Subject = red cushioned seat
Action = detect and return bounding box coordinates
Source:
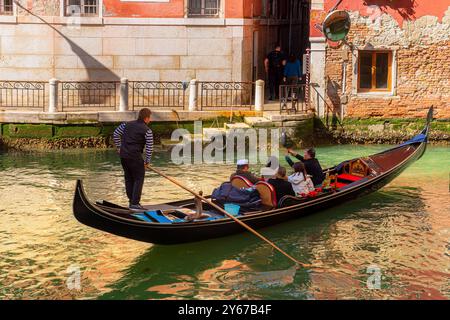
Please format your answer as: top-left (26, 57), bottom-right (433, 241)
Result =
top-left (255, 181), bottom-right (277, 208)
top-left (335, 182), bottom-right (348, 189)
top-left (231, 175), bottom-right (253, 189)
top-left (337, 173), bottom-right (363, 182)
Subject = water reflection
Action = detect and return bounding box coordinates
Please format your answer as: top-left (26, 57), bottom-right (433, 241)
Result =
top-left (100, 183), bottom-right (449, 300)
top-left (0, 146), bottom-right (449, 299)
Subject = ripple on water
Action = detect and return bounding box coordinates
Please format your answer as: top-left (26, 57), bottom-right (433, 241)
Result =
top-left (0, 146), bottom-right (449, 299)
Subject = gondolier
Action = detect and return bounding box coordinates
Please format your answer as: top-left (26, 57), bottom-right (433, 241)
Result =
top-left (113, 108), bottom-right (153, 210)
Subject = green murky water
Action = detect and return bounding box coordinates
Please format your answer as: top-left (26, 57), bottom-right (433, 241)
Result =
top-left (0, 145), bottom-right (449, 299)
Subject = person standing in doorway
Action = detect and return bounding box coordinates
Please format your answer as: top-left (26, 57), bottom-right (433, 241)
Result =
top-left (113, 108), bottom-right (154, 210)
top-left (265, 43), bottom-right (286, 101)
top-left (283, 54), bottom-right (302, 85)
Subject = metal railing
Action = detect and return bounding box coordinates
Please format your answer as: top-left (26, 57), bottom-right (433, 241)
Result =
top-left (0, 0), bottom-right (13, 15)
top-left (310, 84), bottom-right (344, 130)
top-left (187, 0), bottom-right (221, 17)
top-left (0, 79), bottom-right (263, 112)
top-left (130, 81), bottom-right (188, 110)
top-left (279, 84), bottom-right (307, 114)
top-left (60, 81), bottom-right (118, 111)
top-left (0, 81), bottom-right (47, 110)
top-left (198, 81), bottom-right (253, 110)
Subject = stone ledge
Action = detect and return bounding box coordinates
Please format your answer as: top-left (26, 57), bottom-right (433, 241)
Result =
top-left (0, 111), bottom-right (43, 124)
top-left (15, 15), bottom-right (104, 25)
top-left (0, 110), bottom-right (263, 124)
top-left (38, 113), bottom-right (67, 121)
top-left (0, 16), bottom-right (17, 24)
top-left (98, 111), bottom-right (138, 122)
top-left (283, 120), bottom-right (308, 127)
top-left (244, 116), bottom-right (274, 127)
top-left (66, 112), bottom-right (99, 123)
top-left (263, 112), bottom-right (313, 122)
top-left (225, 122), bottom-right (250, 129)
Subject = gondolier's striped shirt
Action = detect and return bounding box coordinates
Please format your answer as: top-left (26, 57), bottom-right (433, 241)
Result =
top-left (113, 122), bottom-right (153, 164)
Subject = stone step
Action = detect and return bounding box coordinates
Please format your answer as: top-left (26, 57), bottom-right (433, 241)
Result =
top-left (244, 116), bottom-right (273, 127)
top-left (203, 128), bottom-right (227, 141)
top-left (263, 112), bottom-right (312, 122)
top-left (203, 127), bottom-right (227, 135)
top-left (224, 122), bottom-right (251, 130)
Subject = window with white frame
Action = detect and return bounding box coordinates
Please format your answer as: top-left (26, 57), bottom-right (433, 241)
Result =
top-left (65, 0), bottom-right (99, 17)
top-left (188, 0), bottom-right (220, 17)
top-left (0, 0), bottom-right (13, 15)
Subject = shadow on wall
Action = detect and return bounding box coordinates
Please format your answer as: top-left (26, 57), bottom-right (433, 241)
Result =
top-left (326, 77), bottom-right (340, 130)
top-left (16, 3), bottom-right (119, 82)
top-left (363, 0), bottom-right (417, 20)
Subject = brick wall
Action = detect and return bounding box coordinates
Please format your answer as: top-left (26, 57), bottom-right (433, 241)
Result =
top-left (324, 8), bottom-right (450, 119)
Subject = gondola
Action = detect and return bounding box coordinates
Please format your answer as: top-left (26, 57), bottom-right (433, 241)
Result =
top-left (73, 107), bottom-right (433, 245)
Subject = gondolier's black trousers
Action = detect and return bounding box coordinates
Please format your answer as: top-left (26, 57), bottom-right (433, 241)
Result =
top-left (120, 157), bottom-right (145, 206)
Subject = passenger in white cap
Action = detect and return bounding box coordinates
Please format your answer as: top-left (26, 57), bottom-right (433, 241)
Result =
top-left (230, 159), bottom-right (261, 184)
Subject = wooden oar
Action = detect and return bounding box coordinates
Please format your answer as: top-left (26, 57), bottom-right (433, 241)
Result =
top-left (146, 165), bottom-right (311, 269)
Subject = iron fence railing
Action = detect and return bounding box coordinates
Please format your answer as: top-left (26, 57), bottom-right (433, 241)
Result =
top-left (279, 84), bottom-right (307, 114)
top-left (0, 81), bottom-right (47, 111)
top-left (0, 80), bottom-right (261, 111)
top-left (60, 81), bottom-right (118, 111)
top-left (129, 81), bottom-right (188, 110)
top-left (198, 81), bottom-right (253, 110)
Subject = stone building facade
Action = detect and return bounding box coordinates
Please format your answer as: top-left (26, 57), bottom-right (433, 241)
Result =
top-left (309, 0), bottom-right (450, 119)
top-left (0, 0), bottom-right (310, 83)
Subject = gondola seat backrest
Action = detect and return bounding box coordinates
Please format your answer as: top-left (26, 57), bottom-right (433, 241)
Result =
top-left (343, 159), bottom-right (369, 177)
top-left (231, 175), bottom-right (253, 189)
top-left (255, 181), bottom-right (277, 208)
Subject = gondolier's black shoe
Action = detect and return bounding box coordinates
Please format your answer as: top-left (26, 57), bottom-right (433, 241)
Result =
top-left (129, 204), bottom-right (145, 210)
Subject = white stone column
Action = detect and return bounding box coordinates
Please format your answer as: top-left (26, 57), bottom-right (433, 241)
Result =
top-left (309, 37), bottom-right (326, 117)
top-left (255, 80), bottom-right (265, 111)
top-left (189, 79), bottom-right (198, 111)
top-left (48, 78), bottom-right (59, 113)
top-left (119, 77), bottom-right (129, 112)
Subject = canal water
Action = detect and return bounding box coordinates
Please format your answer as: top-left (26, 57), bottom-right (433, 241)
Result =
top-left (0, 145), bottom-right (449, 300)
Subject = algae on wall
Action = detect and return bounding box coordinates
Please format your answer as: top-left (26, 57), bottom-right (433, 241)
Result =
top-left (0, 117), bottom-right (244, 150)
top-left (316, 118), bottom-right (450, 145)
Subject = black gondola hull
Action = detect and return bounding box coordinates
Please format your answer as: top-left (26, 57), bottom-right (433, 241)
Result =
top-left (73, 140), bottom-right (427, 245)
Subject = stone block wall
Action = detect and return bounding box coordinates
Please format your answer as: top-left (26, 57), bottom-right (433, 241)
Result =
top-left (0, 22), bottom-right (257, 82)
top-left (324, 7), bottom-right (450, 119)
top-left (0, 0), bottom-right (297, 85)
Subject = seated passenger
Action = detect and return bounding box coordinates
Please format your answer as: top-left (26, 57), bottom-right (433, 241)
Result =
top-left (288, 162), bottom-right (315, 196)
top-left (230, 159), bottom-right (261, 185)
top-left (285, 148), bottom-right (325, 187)
top-left (260, 166), bottom-right (277, 181)
top-left (268, 166), bottom-right (295, 201)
